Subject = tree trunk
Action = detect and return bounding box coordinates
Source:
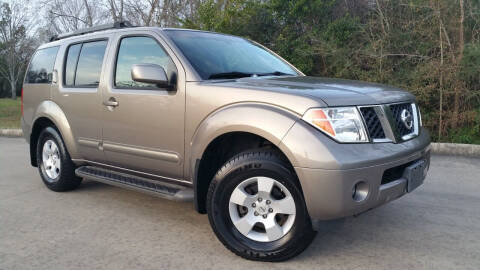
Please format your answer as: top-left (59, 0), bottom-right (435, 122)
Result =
top-left (436, 0), bottom-right (444, 140)
top-left (453, 0), bottom-right (465, 128)
top-left (83, 0), bottom-right (94, 27)
top-left (159, 0), bottom-right (169, 27)
top-left (438, 18), bottom-right (444, 140)
top-left (10, 80), bottom-right (16, 99)
top-left (109, 0), bottom-right (118, 22)
top-left (145, 0), bottom-right (159, 26)
top-left (119, 0), bottom-right (124, 22)
top-left (458, 0), bottom-right (465, 61)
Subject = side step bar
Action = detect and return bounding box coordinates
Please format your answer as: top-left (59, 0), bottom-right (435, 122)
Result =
top-left (75, 166), bottom-right (193, 202)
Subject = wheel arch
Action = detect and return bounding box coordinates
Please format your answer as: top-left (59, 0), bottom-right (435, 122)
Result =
top-left (29, 101), bottom-right (78, 167)
top-left (189, 103), bottom-right (302, 213)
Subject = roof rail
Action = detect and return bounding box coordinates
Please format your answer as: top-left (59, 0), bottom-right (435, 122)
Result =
top-left (49, 21), bottom-right (134, 42)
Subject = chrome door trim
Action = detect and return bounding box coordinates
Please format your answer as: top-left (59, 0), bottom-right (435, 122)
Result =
top-left (78, 138), bottom-right (101, 149)
top-left (102, 141), bottom-right (181, 163)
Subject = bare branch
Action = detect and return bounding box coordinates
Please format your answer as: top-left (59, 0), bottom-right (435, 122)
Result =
top-left (49, 10), bottom-right (88, 25)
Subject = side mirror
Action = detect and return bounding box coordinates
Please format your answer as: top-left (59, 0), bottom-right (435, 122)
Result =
top-left (131, 64), bottom-right (169, 88)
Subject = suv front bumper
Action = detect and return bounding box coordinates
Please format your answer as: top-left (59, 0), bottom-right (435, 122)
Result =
top-left (280, 121), bottom-right (431, 222)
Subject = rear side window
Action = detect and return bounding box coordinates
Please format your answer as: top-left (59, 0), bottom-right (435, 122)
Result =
top-left (25, 46), bottom-right (59, 84)
top-left (64, 40), bottom-right (107, 87)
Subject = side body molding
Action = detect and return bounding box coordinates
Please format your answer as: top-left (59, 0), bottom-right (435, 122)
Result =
top-left (188, 103), bottom-right (301, 182)
top-left (33, 100), bottom-right (79, 159)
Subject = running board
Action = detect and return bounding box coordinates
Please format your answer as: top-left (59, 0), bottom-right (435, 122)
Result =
top-left (75, 166), bottom-right (193, 202)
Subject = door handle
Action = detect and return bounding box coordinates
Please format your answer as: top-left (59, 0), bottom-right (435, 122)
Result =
top-left (52, 69), bottom-right (58, 84)
top-left (103, 98), bottom-right (119, 107)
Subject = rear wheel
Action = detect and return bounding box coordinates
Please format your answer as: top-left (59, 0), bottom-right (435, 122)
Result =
top-left (207, 150), bottom-right (316, 261)
top-left (36, 127), bottom-right (82, 191)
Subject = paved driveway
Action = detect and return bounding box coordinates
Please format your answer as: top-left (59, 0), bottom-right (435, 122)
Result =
top-left (1, 137), bottom-right (479, 269)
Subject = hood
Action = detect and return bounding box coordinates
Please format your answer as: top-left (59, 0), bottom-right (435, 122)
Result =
top-left (214, 76), bottom-right (415, 106)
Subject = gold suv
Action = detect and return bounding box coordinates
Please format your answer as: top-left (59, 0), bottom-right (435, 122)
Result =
top-left (22, 22), bottom-right (431, 261)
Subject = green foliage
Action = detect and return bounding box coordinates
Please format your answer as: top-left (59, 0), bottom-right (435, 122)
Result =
top-left (461, 43), bottom-right (480, 90)
top-left (186, 0), bottom-right (480, 144)
top-left (446, 109), bottom-right (480, 144)
top-left (324, 16), bottom-right (360, 46)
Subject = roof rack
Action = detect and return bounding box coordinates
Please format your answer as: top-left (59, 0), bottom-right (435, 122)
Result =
top-left (49, 21), bottom-right (134, 42)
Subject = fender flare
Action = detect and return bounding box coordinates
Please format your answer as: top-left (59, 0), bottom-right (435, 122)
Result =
top-left (188, 102), bottom-right (301, 210)
top-left (32, 100), bottom-right (79, 160)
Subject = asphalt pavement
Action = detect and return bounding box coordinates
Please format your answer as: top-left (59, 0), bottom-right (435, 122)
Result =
top-left (1, 137), bottom-right (479, 269)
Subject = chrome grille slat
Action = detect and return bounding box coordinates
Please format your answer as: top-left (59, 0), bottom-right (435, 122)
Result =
top-left (359, 107), bottom-right (385, 139)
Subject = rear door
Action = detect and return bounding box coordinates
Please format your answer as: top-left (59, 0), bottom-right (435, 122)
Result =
top-left (52, 37), bottom-right (111, 162)
top-left (100, 30), bottom-right (186, 179)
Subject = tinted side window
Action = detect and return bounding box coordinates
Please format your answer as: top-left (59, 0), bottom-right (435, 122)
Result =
top-left (25, 46), bottom-right (59, 84)
top-left (115, 36), bottom-right (176, 89)
top-left (64, 44), bottom-right (81, 86)
top-left (75, 41), bottom-right (107, 87)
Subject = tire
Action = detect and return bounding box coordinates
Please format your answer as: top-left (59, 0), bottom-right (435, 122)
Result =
top-left (207, 150), bottom-right (316, 262)
top-left (36, 126), bottom-right (82, 191)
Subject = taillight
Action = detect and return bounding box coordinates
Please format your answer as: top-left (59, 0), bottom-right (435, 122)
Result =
top-left (21, 88), bottom-right (23, 116)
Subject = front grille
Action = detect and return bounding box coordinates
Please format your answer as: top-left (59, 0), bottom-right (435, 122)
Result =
top-left (358, 102), bottom-right (418, 143)
top-left (359, 107), bottom-right (385, 139)
top-left (389, 103), bottom-right (414, 137)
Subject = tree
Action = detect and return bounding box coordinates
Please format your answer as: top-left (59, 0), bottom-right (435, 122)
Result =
top-left (0, 1), bottom-right (34, 99)
top-left (187, 0), bottom-right (479, 143)
top-left (107, 0), bottom-right (124, 23)
top-left (42, 0), bottom-right (103, 34)
top-left (124, 0), bottom-right (159, 26)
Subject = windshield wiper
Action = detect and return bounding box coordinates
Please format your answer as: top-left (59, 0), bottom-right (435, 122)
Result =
top-left (257, 71), bottom-right (295, 77)
top-left (208, 71), bottom-right (253, 79)
top-left (208, 71), bottom-right (295, 79)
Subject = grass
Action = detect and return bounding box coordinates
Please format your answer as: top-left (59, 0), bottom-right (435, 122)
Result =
top-left (0, 98), bottom-right (21, 129)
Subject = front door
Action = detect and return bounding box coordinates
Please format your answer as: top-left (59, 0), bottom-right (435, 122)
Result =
top-left (101, 32), bottom-right (185, 179)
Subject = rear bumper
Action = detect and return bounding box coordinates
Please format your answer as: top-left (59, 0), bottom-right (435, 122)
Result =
top-left (280, 121), bottom-right (431, 222)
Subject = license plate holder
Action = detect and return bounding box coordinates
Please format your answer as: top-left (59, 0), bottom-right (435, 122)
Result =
top-left (404, 160), bottom-right (427, 193)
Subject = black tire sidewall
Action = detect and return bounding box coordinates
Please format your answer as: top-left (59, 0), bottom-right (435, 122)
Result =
top-left (36, 126), bottom-right (77, 190)
top-left (207, 152), bottom-right (314, 261)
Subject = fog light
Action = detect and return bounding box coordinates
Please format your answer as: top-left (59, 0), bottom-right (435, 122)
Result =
top-left (352, 181), bottom-right (369, 202)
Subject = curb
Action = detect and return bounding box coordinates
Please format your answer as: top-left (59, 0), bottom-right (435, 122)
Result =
top-left (0, 129), bottom-right (479, 158)
top-left (430, 142), bottom-right (480, 158)
top-left (0, 129), bottom-right (23, 137)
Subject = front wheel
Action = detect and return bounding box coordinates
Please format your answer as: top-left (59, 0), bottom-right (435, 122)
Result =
top-left (207, 150), bottom-right (316, 261)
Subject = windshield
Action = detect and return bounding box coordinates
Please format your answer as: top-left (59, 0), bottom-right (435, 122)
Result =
top-left (164, 30), bottom-right (299, 80)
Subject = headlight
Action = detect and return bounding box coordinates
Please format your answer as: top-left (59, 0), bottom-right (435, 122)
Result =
top-left (302, 107), bottom-right (368, 143)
